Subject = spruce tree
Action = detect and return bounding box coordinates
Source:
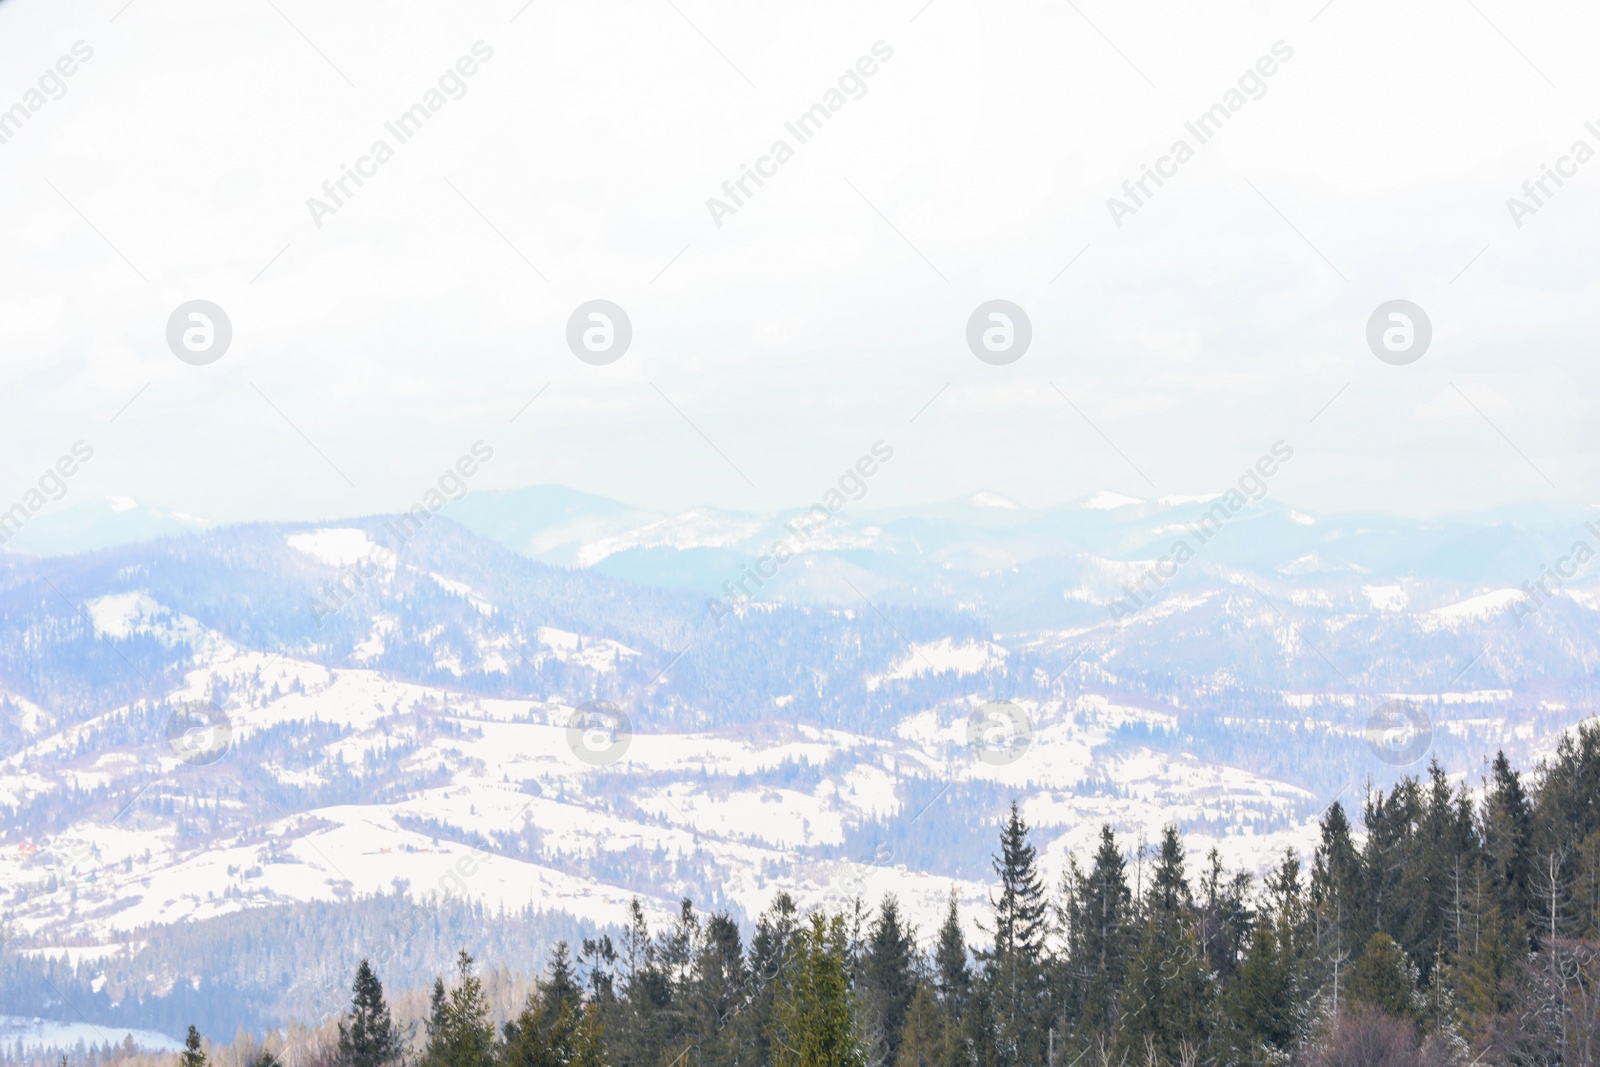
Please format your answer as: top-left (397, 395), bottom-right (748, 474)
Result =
top-left (1346, 933), bottom-right (1417, 1020)
top-left (933, 891), bottom-right (971, 1011)
top-left (179, 1026), bottom-right (207, 1067)
top-left (425, 977), bottom-right (449, 1064)
top-left (337, 959), bottom-right (404, 1067)
top-left (1196, 847), bottom-right (1252, 983)
top-left (1229, 918), bottom-right (1297, 1054)
top-left (862, 896), bottom-right (918, 1067)
top-left (1115, 829), bottom-right (1212, 1063)
top-left (770, 913), bottom-right (864, 1067)
top-left (893, 981), bottom-right (952, 1067)
top-left (1063, 825), bottom-right (1133, 1040)
top-left (737, 892), bottom-right (802, 1067)
top-left (424, 950), bottom-right (496, 1067)
top-left (982, 802), bottom-right (1049, 1067)
top-left (1482, 751), bottom-right (1533, 926)
top-left (687, 912), bottom-right (747, 1067)
top-left (505, 943), bottom-right (604, 1067)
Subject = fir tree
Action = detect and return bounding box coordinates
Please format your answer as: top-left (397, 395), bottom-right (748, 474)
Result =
top-left (861, 896), bottom-right (918, 1067)
top-left (770, 913), bottom-right (864, 1067)
top-left (1062, 825), bottom-right (1133, 1040)
top-left (1116, 830), bottom-right (1212, 1063)
top-left (180, 1027), bottom-right (207, 1067)
top-left (1347, 933), bottom-right (1417, 1021)
top-left (504, 943), bottom-right (604, 1067)
top-left (893, 981), bottom-right (955, 1067)
top-left (424, 950), bottom-right (497, 1067)
top-left (337, 959), bottom-right (404, 1067)
top-left (982, 802), bottom-right (1049, 1067)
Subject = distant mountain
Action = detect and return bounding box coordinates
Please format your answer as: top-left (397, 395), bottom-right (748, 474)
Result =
top-left (3, 495), bottom-right (212, 556)
top-left (2, 498), bottom-right (1599, 1041)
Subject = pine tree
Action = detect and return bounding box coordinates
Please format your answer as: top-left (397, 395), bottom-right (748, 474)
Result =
top-left (894, 981), bottom-right (955, 1067)
top-left (1115, 829), bottom-right (1212, 1063)
top-left (424, 950), bottom-right (497, 1067)
top-left (504, 943), bottom-right (605, 1067)
top-left (1062, 825), bottom-right (1133, 1041)
top-left (861, 896), bottom-right (918, 1067)
top-left (687, 912), bottom-right (747, 1067)
top-left (982, 802), bottom-right (1049, 1067)
top-left (770, 913), bottom-right (865, 1067)
top-left (1346, 933), bottom-right (1417, 1021)
top-left (737, 892), bottom-right (803, 1067)
top-left (180, 1027), bottom-right (207, 1067)
top-left (337, 959), bottom-right (404, 1067)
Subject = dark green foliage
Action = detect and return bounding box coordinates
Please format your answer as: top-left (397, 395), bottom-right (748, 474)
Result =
top-left (860, 896), bottom-right (918, 1066)
top-left (1115, 828), bottom-right (1214, 1063)
top-left (423, 951), bottom-right (496, 1067)
top-left (337, 959), bottom-right (404, 1067)
top-left (179, 1026), bottom-right (206, 1067)
top-left (769, 914), bottom-right (863, 1067)
top-left (1059, 824), bottom-right (1133, 1044)
top-left (1348, 933), bottom-right (1417, 1020)
top-left (503, 943), bottom-right (603, 1067)
top-left (980, 803), bottom-right (1050, 1067)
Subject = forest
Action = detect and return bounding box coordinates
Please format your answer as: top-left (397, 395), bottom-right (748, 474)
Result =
top-left (46, 720), bottom-right (1600, 1067)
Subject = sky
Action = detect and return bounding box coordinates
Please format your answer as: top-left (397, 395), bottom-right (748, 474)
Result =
top-left (2, 0), bottom-right (1598, 527)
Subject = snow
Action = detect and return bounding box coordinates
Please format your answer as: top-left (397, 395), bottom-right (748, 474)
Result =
top-left (968, 491), bottom-right (1020, 509)
top-left (1363, 584), bottom-right (1407, 612)
top-left (1427, 588), bottom-right (1526, 624)
top-left (287, 528), bottom-right (381, 567)
top-left (429, 572), bottom-right (496, 615)
top-left (0, 1016), bottom-right (181, 1054)
top-left (866, 638), bottom-right (1007, 689)
top-left (1, 633), bottom-right (1508, 957)
top-left (576, 508), bottom-right (764, 566)
top-left (535, 627), bottom-right (638, 672)
top-left (1083, 491), bottom-right (1144, 510)
top-left (106, 495), bottom-right (138, 512)
top-left (84, 593), bottom-right (221, 654)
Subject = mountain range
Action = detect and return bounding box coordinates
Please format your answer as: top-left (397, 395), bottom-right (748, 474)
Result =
top-left (2, 486), bottom-right (1598, 1044)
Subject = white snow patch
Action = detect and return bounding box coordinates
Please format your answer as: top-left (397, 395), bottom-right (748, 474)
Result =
top-left (0, 1016), bottom-right (181, 1054)
top-left (867, 638), bottom-right (1006, 689)
top-left (577, 508), bottom-right (764, 566)
top-left (1083, 491), bottom-right (1144, 510)
top-left (1428, 589), bottom-right (1525, 624)
top-left (1363, 585), bottom-right (1407, 612)
top-left (288, 528), bottom-right (379, 568)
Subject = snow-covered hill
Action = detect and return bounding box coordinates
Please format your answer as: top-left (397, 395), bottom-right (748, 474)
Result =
top-left (2, 503), bottom-right (1598, 1039)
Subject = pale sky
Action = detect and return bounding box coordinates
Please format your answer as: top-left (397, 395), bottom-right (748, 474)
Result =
top-left (2, 0), bottom-right (1598, 526)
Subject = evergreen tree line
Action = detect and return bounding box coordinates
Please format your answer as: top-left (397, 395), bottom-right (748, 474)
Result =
top-left (190, 723), bottom-right (1600, 1066)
